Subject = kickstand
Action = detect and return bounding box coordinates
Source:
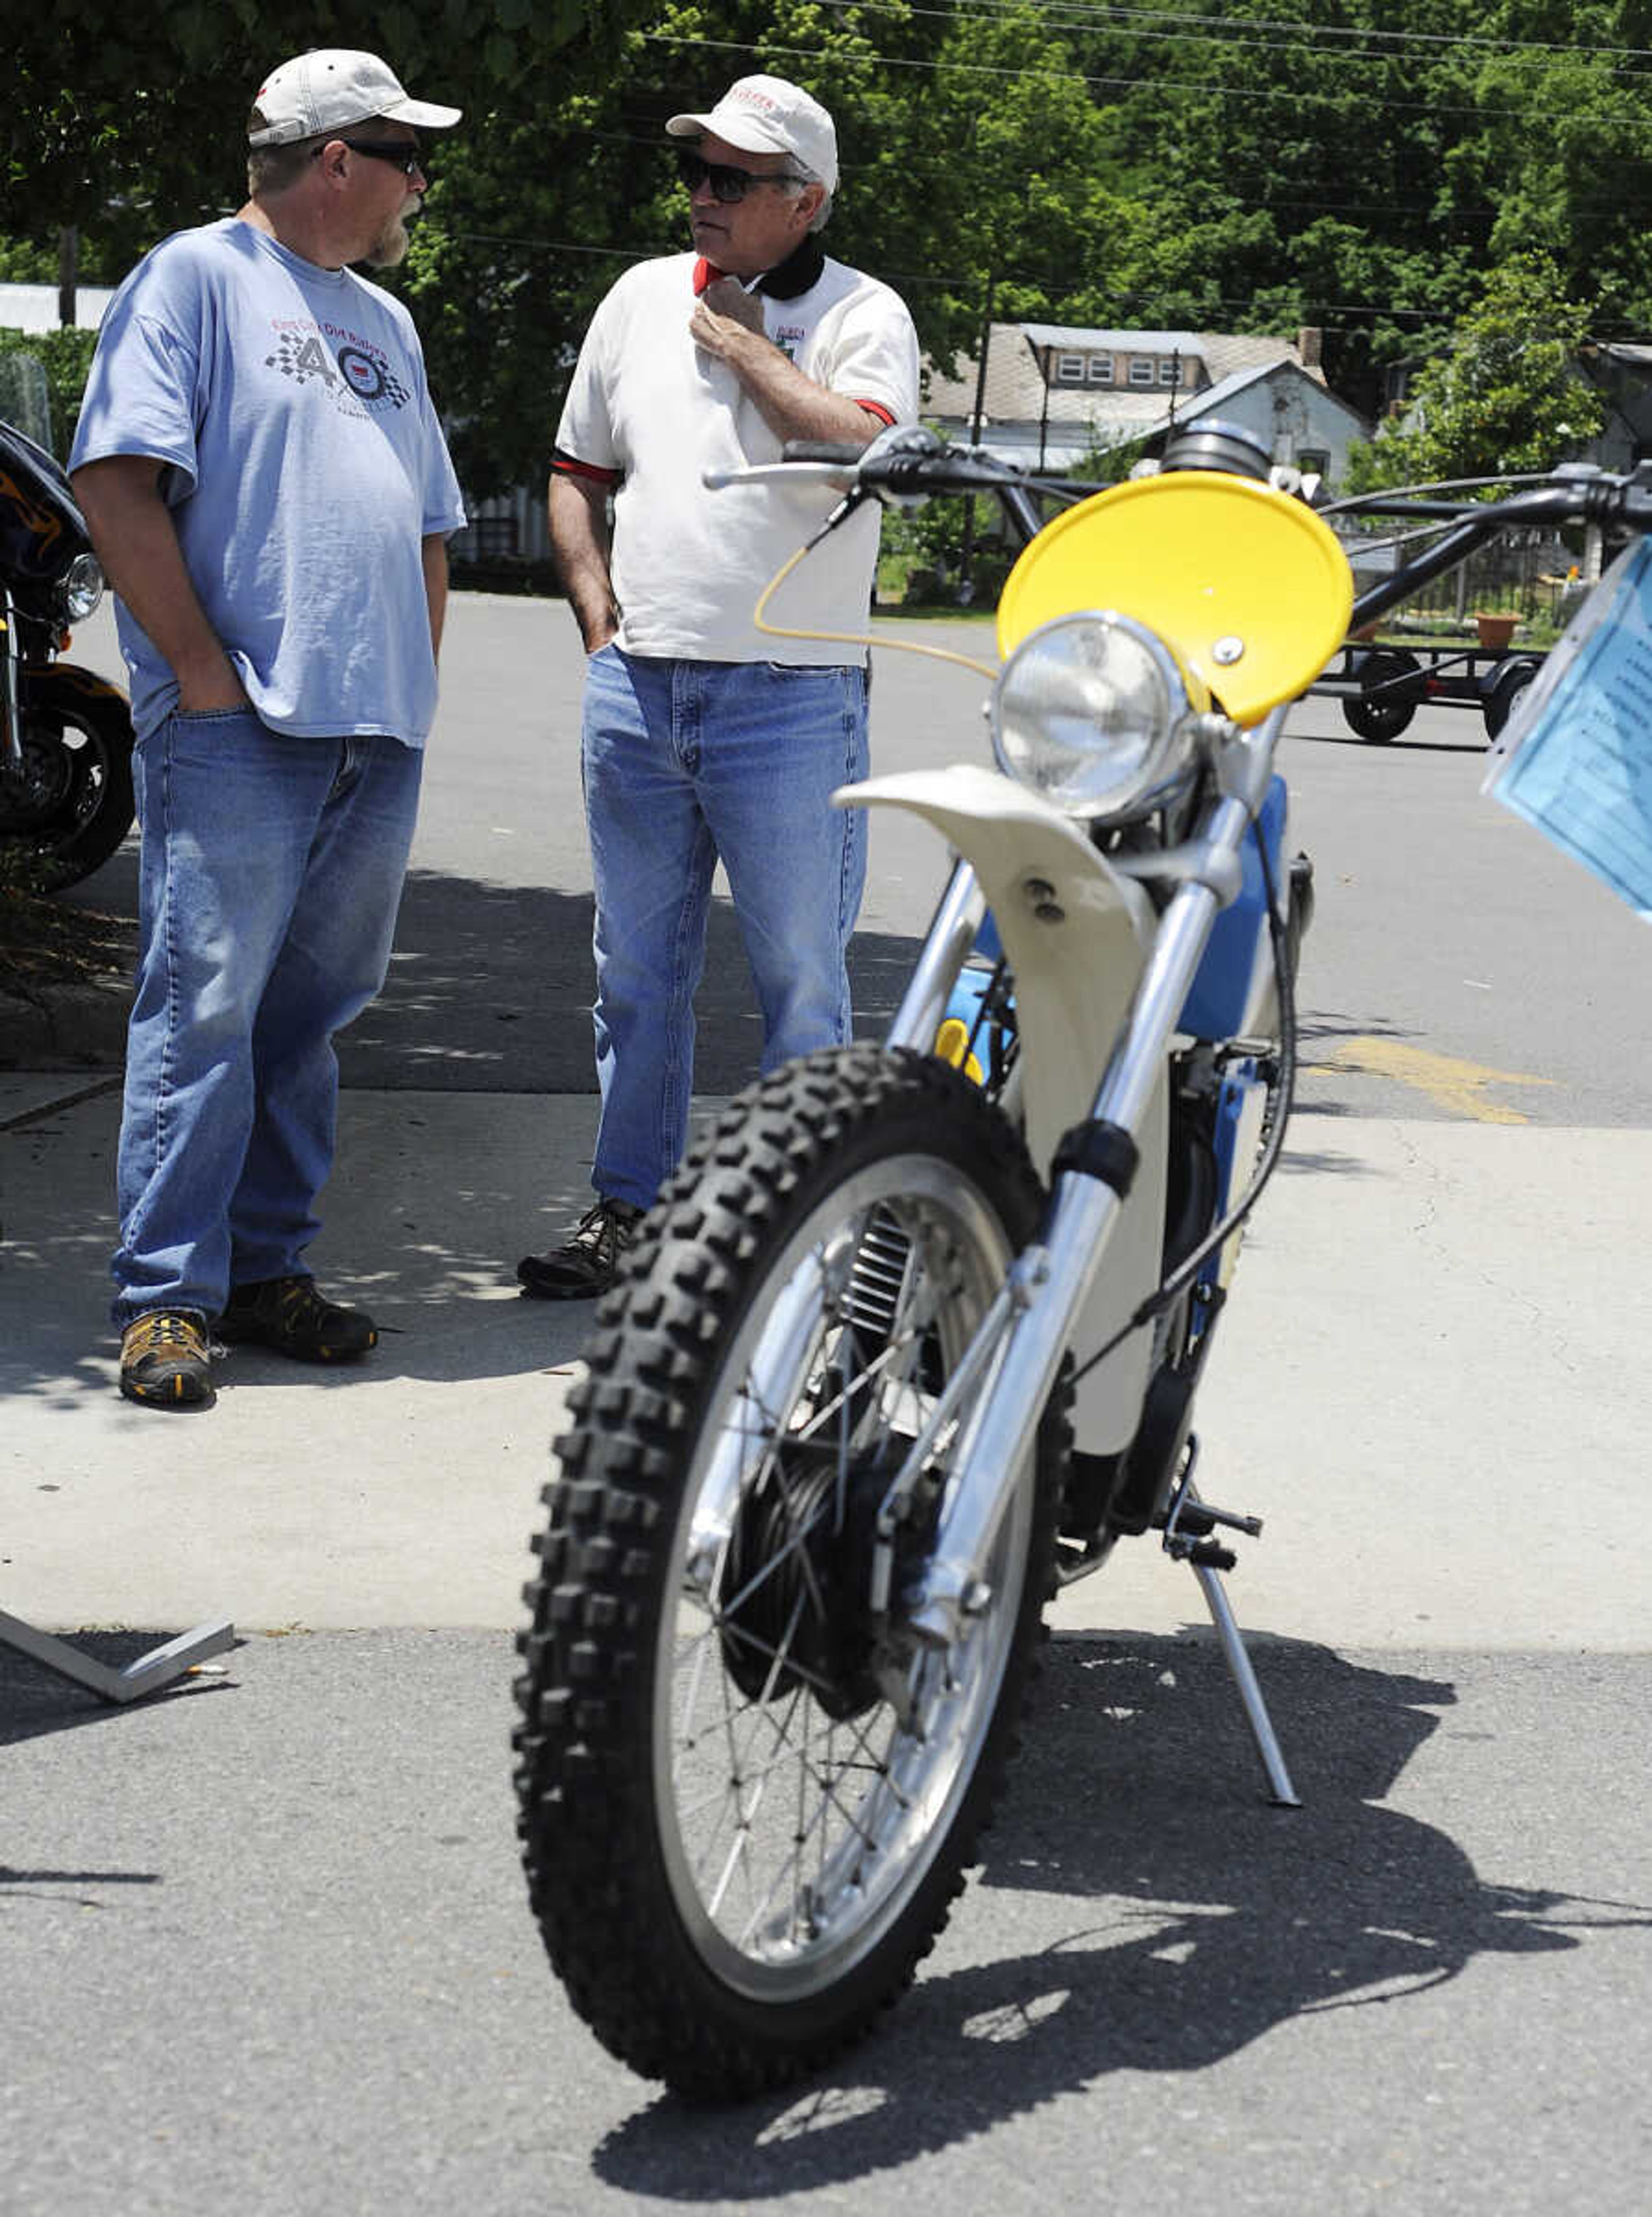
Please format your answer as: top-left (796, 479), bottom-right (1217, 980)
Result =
top-left (1162, 1445), bottom-right (1301, 1808)
top-left (0, 1606), bottom-right (236, 1705)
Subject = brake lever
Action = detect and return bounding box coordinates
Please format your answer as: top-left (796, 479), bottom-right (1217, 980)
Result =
top-left (854, 422), bottom-right (950, 509)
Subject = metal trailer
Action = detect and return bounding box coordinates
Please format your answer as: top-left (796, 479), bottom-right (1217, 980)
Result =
top-left (1308, 637), bottom-right (1547, 742)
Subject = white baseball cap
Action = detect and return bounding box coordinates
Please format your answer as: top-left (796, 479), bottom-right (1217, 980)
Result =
top-left (666, 74), bottom-right (838, 194)
top-left (248, 49), bottom-right (461, 146)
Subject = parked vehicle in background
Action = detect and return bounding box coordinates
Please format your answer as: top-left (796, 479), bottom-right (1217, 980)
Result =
top-left (0, 351), bottom-right (135, 890)
top-left (1312, 635), bottom-right (1546, 742)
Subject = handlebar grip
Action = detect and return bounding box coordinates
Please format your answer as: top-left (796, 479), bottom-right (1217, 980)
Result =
top-left (780, 441), bottom-right (869, 465)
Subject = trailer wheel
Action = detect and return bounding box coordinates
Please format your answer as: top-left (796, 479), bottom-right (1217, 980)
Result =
top-left (1343, 648), bottom-right (1423, 743)
top-left (1483, 657), bottom-right (1541, 742)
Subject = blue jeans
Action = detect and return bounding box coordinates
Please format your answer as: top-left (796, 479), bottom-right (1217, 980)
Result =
top-left (583, 649), bottom-right (869, 1209)
top-left (112, 708), bottom-right (422, 1324)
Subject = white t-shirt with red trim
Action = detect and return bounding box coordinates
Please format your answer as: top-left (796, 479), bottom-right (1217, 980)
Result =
top-left (554, 249), bottom-right (919, 665)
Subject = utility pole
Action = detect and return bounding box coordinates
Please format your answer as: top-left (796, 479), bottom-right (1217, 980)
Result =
top-left (957, 275), bottom-right (996, 602)
top-left (57, 226), bottom-right (79, 330)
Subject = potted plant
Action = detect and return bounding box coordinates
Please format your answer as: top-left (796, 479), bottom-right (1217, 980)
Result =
top-left (1473, 606), bottom-right (1520, 650)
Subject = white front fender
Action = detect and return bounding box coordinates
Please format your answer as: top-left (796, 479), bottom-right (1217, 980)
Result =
top-left (839, 764), bottom-right (1153, 1178)
top-left (840, 763), bottom-right (1167, 1457)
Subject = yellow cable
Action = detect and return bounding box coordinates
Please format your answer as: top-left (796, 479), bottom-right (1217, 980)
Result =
top-left (753, 540), bottom-right (1001, 681)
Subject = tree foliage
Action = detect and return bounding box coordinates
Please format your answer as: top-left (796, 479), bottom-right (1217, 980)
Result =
top-left (3, 1), bottom-right (646, 256)
top-left (10, 3), bottom-right (1652, 500)
top-left (1345, 252), bottom-right (1606, 489)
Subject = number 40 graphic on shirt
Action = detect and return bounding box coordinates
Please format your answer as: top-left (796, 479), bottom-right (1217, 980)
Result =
top-left (288, 333), bottom-right (339, 386)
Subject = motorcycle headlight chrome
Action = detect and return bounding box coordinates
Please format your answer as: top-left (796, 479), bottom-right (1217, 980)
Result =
top-left (61, 551), bottom-right (105, 622)
top-left (990, 611), bottom-right (1205, 821)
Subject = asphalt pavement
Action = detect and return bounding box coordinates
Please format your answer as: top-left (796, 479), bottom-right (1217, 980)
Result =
top-left (3, 594), bottom-right (1650, 2214)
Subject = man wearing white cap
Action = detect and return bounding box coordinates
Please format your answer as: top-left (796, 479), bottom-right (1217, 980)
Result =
top-left (70, 51), bottom-right (466, 1408)
top-left (518, 74), bottom-right (920, 1299)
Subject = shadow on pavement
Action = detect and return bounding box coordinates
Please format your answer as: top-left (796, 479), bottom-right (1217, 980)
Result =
top-left (592, 1635), bottom-right (1628, 2193)
top-left (48, 859), bottom-right (927, 1096)
top-left (0, 1632), bottom-right (241, 1746)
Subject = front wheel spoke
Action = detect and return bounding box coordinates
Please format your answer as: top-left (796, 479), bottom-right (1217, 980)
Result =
top-left (794, 1323), bottom-right (925, 1441)
top-left (734, 1724), bottom-right (900, 1952)
top-left (703, 1681), bottom-right (809, 1922)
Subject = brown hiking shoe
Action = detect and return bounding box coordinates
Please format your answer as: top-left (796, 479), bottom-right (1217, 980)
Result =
top-left (516, 1197), bottom-right (643, 1299)
top-left (218, 1275), bottom-right (377, 1362)
top-left (120, 1309), bottom-right (215, 1410)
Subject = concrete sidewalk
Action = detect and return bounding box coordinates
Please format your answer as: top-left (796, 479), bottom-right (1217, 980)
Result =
top-left (4, 1073), bottom-right (1649, 1651)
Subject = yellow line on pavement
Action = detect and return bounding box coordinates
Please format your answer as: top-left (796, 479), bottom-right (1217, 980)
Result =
top-left (1312, 1036), bottom-right (1556, 1123)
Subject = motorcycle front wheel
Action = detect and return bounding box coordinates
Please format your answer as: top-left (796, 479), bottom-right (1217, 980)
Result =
top-left (0, 667), bottom-right (136, 891)
top-left (515, 1045), bottom-right (1069, 2098)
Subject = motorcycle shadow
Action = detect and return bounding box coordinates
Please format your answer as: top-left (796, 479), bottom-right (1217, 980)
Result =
top-left (593, 1632), bottom-right (1597, 2191)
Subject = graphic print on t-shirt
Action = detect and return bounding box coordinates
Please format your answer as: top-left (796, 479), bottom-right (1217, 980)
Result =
top-left (265, 319), bottom-right (411, 415)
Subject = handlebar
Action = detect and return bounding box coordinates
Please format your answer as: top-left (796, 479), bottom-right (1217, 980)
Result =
top-left (1344, 468), bottom-right (1652, 626)
top-left (704, 431), bottom-right (1652, 611)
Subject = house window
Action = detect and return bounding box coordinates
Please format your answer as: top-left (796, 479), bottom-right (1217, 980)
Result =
top-left (1086, 354), bottom-right (1114, 385)
top-left (1128, 357), bottom-right (1156, 387)
top-left (1056, 352), bottom-right (1087, 385)
top-left (1158, 357), bottom-right (1180, 387)
top-left (1298, 447), bottom-right (1329, 476)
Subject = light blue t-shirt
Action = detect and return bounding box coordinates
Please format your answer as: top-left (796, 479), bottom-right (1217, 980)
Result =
top-left (71, 219), bottom-right (466, 743)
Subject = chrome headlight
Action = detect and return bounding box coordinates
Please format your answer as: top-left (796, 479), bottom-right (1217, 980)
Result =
top-left (61, 551), bottom-right (105, 623)
top-left (990, 611), bottom-right (1203, 821)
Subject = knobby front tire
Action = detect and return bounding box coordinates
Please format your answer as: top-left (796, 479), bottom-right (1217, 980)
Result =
top-left (514, 1045), bottom-right (1070, 2099)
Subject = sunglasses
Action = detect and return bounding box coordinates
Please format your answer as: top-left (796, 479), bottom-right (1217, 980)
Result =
top-left (675, 149), bottom-right (806, 203)
top-left (332, 138), bottom-right (426, 177)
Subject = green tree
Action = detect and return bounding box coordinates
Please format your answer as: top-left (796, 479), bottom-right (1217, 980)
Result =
top-left (15, 4), bottom-right (1652, 502)
top-left (3, 2), bottom-right (651, 250)
top-left (0, 326), bottom-right (98, 457)
top-left (1346, 252), bottom-right (1605, 489)
top-left (398, 0), bottom-right (1126, 499)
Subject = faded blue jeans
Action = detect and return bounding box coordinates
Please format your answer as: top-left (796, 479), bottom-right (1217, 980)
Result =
top-left (112, 707), bottom-right (421, 1324)
top-left (582, 648), bottom-right (869, 1209)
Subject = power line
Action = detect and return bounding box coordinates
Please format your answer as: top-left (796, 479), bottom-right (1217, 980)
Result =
top-left (486, 112), bottom-right (1652, 194)
top-left (828, 0), bottom-right (1652, 71)
top-left (429, 222), bottom-right (1483, 324)
top-left (638, 24), bottom-right (1652, 124)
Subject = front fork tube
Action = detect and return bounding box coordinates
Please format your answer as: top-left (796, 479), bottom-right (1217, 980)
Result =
top-left (885, 859), bottom-right (988, 1051)
top-left (1, 594), bottom-right (22, 770)
top-left (905, 791), bottom-right (1257, 1651)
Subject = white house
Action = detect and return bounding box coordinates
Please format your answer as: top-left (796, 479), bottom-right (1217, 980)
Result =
top-left (0, 282), bottom-right (117, 334)
top-left (924, 321), bottom-right (1370, 486)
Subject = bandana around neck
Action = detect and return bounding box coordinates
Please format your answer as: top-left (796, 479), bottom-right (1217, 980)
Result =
top-left (691, 236), bottom-right (826, 301)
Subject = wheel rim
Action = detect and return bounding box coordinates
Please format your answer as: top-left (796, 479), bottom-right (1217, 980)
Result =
top-left (0, 709), bottom-right (110, 838)
top-left (653, 1152), bottom-right (1034, 2003)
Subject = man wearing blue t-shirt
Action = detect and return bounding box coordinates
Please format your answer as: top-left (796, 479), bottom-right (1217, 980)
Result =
top-left (70, 49), bottom-right (467, 1410)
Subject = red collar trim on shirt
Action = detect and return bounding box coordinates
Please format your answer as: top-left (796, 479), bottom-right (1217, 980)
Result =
top-left (692, 237), bottom-right (826, 301)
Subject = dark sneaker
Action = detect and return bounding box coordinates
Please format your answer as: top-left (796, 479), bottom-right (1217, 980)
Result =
top-left (120, 1309), bottom-right (216, 1410)
top-left (516, 1198), bottom-right (643, 1300)
top-left (218, 1275), bottom-right (377, 1363)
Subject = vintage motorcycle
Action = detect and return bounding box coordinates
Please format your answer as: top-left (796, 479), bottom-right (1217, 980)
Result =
top-left (514, 424), bottom-right (1650, 2098)
top-left (0, 369), bottom-right (135, 892)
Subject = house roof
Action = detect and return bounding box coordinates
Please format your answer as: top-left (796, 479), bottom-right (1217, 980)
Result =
top-left (1018, 323), bottom-right (1205, 354)
top-left (948, 358), bottom-right (1368, 472)
top-left (924, 320), bottom-right (1322, 432)
top-left (1588, 341), bottom-right (1652, 367)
